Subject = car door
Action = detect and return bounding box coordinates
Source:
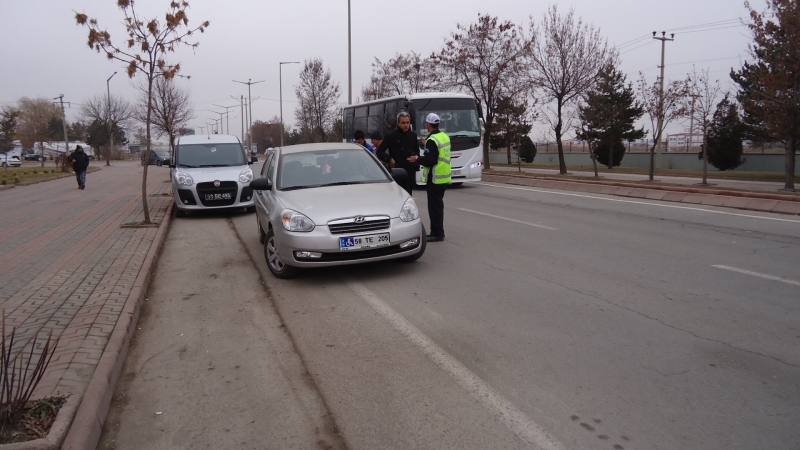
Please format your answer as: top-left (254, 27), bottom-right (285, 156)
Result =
top-left (256, 152), bottom-right (277, 228)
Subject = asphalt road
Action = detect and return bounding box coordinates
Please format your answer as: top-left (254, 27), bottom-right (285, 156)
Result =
top-left (101, 179), bottom-right (800, 449)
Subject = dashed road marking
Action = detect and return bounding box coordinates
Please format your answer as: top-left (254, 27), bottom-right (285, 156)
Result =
top-left (457, 207), bottom-right (557, 230)
top-left (712, 265), bottom-right (800, 286)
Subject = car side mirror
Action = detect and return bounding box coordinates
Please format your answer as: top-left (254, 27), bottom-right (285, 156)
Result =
top-left (391, 168), bottom-right (407, 180)
top-left (249, 178), bottom-right (272, 191)
top-left (169, 163), bottom-right (175, 169)
top-left (250, 156), bottom-right (258, 164)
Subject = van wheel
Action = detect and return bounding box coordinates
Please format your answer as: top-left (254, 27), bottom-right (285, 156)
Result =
top-left (174, 207), bottom-right (186, 218)
top-left (257, 217), bottom-right (266, 244)
top-left (246, 205), bottom-right (256, 213)
top-left (264, 229), bottom-right (299, 279)
top-left (401, 224), bottom-right (426, 262)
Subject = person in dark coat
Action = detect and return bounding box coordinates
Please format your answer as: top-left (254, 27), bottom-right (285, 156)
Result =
top-left (376, 112), bottom-right (420, 195)
top-left (67, 145), bottom-right (90, 190)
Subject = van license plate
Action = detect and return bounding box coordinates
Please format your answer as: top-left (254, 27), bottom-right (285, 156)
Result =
top-left (339, 233), bottom-right (390, 251)
top-left (205, 193), bottom-right (231, 200)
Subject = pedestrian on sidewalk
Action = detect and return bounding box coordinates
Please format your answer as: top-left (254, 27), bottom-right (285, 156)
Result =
top-left (409, 113), bottom-right (451, 242)
top-left (67, 145), bottom-right (90, 190)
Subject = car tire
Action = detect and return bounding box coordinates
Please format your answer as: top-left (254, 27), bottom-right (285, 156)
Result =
top-left (174, 207), bottom-right (186, 218)
top-left (246, 205), bottom-right (256, 213)
top-left (264, 228), bottom-right (299, 279)
top-left (401, 223), bottom-right (426, 263)
top-left (257, 217), bottom-right (266, 244)
top-left (1, 162), bottom-right (6, 168)
top-left (157, 160), bottom-right (162, 167)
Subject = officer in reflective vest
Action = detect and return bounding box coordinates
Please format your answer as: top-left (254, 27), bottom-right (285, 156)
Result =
top-left (409, 113), bottom-right (451, 242)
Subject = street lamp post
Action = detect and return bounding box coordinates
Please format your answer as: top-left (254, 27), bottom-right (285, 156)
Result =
top-left (348, 0), bottom-right (352, 105)
top-left (233, 78), bottom-right (265, 154)
top-left (106, 71), bottom-right (117, 166)
top-left (279, 61), bottom-right (300, 147)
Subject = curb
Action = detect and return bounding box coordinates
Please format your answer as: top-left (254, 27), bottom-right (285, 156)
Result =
top-left (482, 174), bottom-right (800, 216)
top-left (60, 201), bottom-right (174, 450)
top-left (0, 396), bottom-right (80, 450)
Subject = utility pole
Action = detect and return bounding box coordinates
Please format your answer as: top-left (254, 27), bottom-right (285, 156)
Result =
top-left (53, 95), bottom-right (70, 170)
top-left (280, 61), bottom-right (300, 147)
top-left (210, 110), bottom-right (225, 134)
top-left (233, 78), bottom-right (265, 154)
top-left (106, 71), bottom-right (117, 166)
top-left (687, 94), bottom-right (700, 153)
top-left (230, 95), bottom-right (246, 142)
top-left (348, 0), bottom-right (352, 105)
top-left (651, 31), bottom-right (674, 177)
top-left (213, 104), bottom-right (236, 136)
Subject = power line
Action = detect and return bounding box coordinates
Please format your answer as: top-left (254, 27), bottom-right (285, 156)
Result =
top-left (621, 40), bottom-right (656, 55)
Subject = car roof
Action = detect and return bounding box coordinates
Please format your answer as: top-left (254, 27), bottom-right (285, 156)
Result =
top-left (177, 134), bottom-right (241, 145)
top-left (279, 142), bottom-right (365, 154)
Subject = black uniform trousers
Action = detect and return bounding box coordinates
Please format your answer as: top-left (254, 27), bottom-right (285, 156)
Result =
top-left (426, 183), bottom-right (446, 237)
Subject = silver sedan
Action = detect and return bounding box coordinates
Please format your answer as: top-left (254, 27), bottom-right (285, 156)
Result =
top-left (250, 143), bottom-right (426, 278)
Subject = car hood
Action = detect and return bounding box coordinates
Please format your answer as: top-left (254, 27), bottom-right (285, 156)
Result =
top-left (175, 166), bottom-right (251, 184)
top-left (277, 182), bottom-right (409, 223)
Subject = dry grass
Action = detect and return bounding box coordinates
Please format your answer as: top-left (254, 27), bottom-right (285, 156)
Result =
top-left (0, 167), bottom-right (100, 185)
top-left (491, 162), bottom-right (787, 181)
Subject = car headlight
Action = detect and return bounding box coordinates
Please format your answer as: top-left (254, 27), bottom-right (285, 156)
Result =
top-left (281, 209), bottom-right (315, 232)
top-left (239, 168), bottom-right (253, 183)
top-left (176, 171), bottom-right (194, 186)
top-left (399, 198), bottom-right (419, 222)
top-left (470, 161), bottom-right (484, 169)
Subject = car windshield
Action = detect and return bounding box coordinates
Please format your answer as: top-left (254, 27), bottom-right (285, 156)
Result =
top-left (278, 148), bottom-right (391, 191)
top-left (412, 98), bottom-right (481, 139)
top-left (176, 143), bottom-right (246, 167)
top-left (155, 151), bottom-right (169, 157)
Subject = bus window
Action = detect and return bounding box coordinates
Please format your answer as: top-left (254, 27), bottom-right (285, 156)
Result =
top-left (343, 109), bottom-right (355, 141)
top-left (354, 106), bottom-right (368, 135)
top-left (383, 101), bottom-right (397, 132)
top-left (368, 104), bottom-right (384, 133)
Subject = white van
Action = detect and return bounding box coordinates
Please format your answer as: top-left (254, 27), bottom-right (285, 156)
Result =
top-left (170, 134), bottom-right (258, 217)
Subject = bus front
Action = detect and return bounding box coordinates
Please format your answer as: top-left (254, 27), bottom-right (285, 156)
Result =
top-left (410, 95), bottom-right (483, 185)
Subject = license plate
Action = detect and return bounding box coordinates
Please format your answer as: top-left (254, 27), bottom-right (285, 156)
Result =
top-left (339, 233), bottom-right (390, 251)
top-left (205, 193), bottom-right (232, 201)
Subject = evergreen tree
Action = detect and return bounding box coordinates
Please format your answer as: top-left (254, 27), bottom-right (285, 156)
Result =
top-left (577, 63), bottom-right (645, 168)
top-left (706, 94), bottom-right (745, 171)
top-left (519, 136), bottom-right (537, 163)
top-left (490, 96), bottom-right (532, 164)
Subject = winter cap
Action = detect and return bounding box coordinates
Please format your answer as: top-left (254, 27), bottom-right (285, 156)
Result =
top-left (75, 145), bottom-right (83, 150)
top-left (425, 113), bottom-right (440, 124)
top-left (370, 130), bottom-right (383, 140)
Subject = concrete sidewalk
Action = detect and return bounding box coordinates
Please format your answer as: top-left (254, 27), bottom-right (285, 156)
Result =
top-left (0, 162), bottom-right (173, 448)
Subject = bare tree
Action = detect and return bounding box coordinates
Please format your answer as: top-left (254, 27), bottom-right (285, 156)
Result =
top-left (362, 51), bottom-right (441, 101)
top-left (526, 5), bottom-right (613, 175)
top-left (637, 73), bottom-right (689, 180)
top-left (17, 98), bottom-right (61, 168)
top-left (80, 93), bottom-right (134, 164)
top-left (137, 77), bottom-right (194, 156)
top-left (433, 14), bottom-right (528, 171)
top-left (76, 0), bottom-right (209, 224)
top-left (294, 58), bottom-right (341, 143)
top-left (688, 68), bottom-right (723, 185)
top-left (0, 107), bottom-right (19, 153)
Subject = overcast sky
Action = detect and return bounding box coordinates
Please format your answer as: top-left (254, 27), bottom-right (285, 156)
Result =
top-left (0, 0), bottom-right (764, 140)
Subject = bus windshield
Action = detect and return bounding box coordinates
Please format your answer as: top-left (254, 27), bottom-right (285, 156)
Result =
top-left (412, 98), bottom-right (481, 139)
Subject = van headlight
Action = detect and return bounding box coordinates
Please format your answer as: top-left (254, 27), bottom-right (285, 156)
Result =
top-left (399, 198), bottom-right (419, 222)
top-left (281, 209), bottom-right (315, 232)
top-left (239, 168), bottom-right (253, 183)
top-left (176, 171), bottom-right (194, 186)
top-left (470, 161), bottom-right (484, 169)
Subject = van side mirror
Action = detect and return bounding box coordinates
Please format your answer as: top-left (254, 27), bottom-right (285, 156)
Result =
top-left (391, 168), bottom-right (407, 180)
top-left (249, 178), bottom-right (272, 191)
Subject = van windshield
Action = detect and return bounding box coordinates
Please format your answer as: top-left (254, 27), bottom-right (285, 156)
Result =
top-left (176, 143), bottom-right (247, 167)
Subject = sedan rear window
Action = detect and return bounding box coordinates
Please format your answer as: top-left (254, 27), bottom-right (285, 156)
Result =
top-left (176, 143), bottom-right (247, 167)
top-left (278, 148), bottom-right (390, 191)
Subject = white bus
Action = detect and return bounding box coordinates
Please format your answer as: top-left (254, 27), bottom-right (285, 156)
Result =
top-left (342, 92), bottom-right (484, 185)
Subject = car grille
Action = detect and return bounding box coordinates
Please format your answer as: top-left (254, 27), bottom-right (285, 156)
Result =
top-left (196, 181), bottom-right (238, 207)
top-left (327, 216), bottom-right (390, 235)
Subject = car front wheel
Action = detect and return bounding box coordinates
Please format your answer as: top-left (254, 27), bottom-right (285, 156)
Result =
top-left (264, 228), bottom-right (299, 279)
top-left (157, 160), bottom-right (163, 167)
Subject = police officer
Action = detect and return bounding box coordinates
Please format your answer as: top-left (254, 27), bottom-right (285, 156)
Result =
top-left (376, 111), bottom-right (420, 195)
top-left (408, 113), bottom-right (450, 242)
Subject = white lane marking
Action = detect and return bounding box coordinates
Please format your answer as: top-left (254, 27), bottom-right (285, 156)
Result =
top-left (458, 208), bottom-right (557, 230)
top-left (347, 281), bottom-right (565, 450)
top-left (712, 265), bottom-right (800, 286)
top-left (476, 182), bottom-right (800, 224)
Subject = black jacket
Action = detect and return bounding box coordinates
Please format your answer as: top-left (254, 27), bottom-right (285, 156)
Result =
top-left (68, 150), bottom-right (90, 171)
top-left (418, 131), bottom-right (444, 184)
top-left (376, 128), bottom-right (420, 172)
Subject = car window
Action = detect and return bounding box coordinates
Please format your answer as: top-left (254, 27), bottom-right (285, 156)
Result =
top-left (262, 153), bottom-right (274, 177)
top-left (277, 148), bottom-right (390, 191)
top-left (175, 143), bottom-right (247, 167)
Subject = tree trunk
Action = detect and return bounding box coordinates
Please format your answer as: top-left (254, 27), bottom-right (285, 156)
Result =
top-left (607, 141), bottom-right (613, 170)
top-left (482, 119), bottom-right (492, 171)
top-left (785, 135), bottom-right (796, 190)
top-left (702, 125), bottom-right (709, 185)
top-left (506, 143), bottom-right (511, 165)
top-left (554, 98), bottom-right (566, 174)
top-left (40, 141), bottom-right (44, 168)
top-left (591, 143), bottom-right (599, 177)
top-left (142, 78), bottom-right (153, 225)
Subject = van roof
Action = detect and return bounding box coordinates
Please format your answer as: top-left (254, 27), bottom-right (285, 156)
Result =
top-left (177, 134), bottom-right (241, 145)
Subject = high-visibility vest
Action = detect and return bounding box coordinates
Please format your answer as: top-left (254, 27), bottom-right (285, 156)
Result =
top-left (421, 132), bottom-right (451, 184)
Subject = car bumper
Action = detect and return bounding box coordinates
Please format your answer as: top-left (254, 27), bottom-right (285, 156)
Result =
top-left (274, 218), bottom-right (424, 267)
top-left (172, 183), bottom-right (255, 211)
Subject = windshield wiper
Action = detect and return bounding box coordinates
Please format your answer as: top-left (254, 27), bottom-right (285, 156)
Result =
top-left (199, 164), bottom-right (231, 167)
top-left (321, 181), bottom-right (367, 187)
top-left (178, 164), bottom-right (198, 168)
top-left (280, 185), bottom-right (318, 191)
